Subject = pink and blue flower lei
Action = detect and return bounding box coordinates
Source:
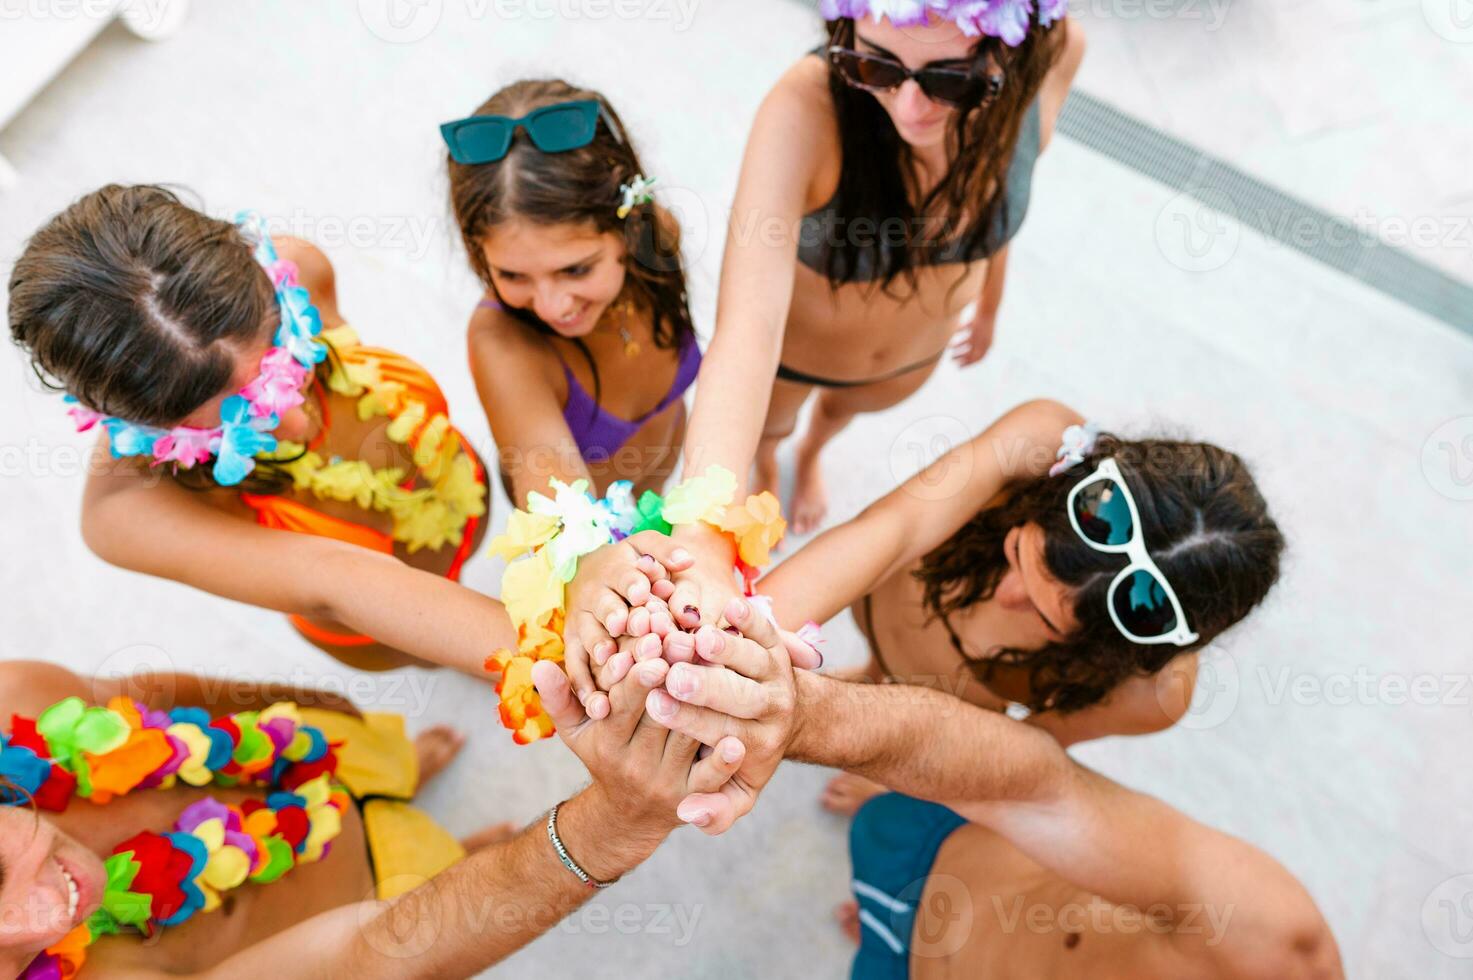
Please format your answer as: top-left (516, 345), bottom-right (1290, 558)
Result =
top-left (64, 211), bottom-right (328, 488)
top-left (819, 0), bottom-right (1067, 46)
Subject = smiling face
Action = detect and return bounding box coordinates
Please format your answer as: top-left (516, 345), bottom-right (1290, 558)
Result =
top-left (851, 16), bottom-right (981, 148)
top-left (479, 219), bottom-right (629, 338)
top-left (988, 521), bottom-right (1080, 648)
top-left (0, 810), bottom-right (106, 966)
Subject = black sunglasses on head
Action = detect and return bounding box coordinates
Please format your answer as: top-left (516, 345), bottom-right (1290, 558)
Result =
top-left (828, 46), bottom-right (1004, 108)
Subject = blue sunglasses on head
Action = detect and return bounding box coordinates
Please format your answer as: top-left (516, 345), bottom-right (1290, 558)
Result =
top-left (440, 99), bottom-right (625, 165)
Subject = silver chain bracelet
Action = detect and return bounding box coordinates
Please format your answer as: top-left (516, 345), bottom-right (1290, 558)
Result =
top-left (547, 802), bottom-right (616, 889)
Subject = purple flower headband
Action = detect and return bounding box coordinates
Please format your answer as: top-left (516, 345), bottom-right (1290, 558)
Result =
top-left (820, 0), bottom-right (1067, 46)
top-left (64, 212), bottom-right (327, 487)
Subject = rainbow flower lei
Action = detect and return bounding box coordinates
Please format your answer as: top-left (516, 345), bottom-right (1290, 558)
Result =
top-left (485, 467), bottom-right (787, 743)
top-left (2, 698), bottom-right (347, 980)
top-left (63, 211), bottom-right (327, 488)
top-left (820, 0), bottom-right (1067, 46)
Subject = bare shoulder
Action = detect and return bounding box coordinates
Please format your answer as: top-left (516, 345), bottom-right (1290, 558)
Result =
top-left (748, 54), bottom-right (840, 205)
top-left (0, 660), bottom-right (91, 717)
top-left (466, 300), bottom-right (561, 387)
top-left (273, 236), bottom-right (343, 323)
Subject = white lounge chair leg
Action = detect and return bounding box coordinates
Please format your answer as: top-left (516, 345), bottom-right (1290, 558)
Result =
top-left (120, 0), bottom-right (191, 40)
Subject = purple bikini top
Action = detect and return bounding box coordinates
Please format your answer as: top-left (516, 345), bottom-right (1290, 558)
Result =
top-left (478, 298), bottom-right (701, 461)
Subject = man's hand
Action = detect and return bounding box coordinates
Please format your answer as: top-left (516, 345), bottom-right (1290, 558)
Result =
top-left (531, 635), bottom-right (747, 870)
top-left (642, 597), bottom-right (815, 836)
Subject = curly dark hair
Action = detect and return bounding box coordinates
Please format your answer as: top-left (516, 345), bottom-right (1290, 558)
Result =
top-left (7, 183), bottom-right (322, 495)
top-left (916, 433), bottom-right (1284, 713)
top-left (819, 15), bottom-right (1066, 294)
top-left (447, 77), bottom-right (696, 414)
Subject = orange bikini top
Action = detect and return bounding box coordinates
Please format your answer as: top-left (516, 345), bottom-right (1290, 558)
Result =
top-left (240, 326), bottom-right (486, 559)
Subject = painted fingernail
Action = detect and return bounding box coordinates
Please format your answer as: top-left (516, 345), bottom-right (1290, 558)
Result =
top-left (721, 740), bottom-right (743, 763)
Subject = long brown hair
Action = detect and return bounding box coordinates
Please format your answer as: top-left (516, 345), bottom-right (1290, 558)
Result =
top-left (916, 434), bottom-right (1285, 713)
top-left (820, 16), bottom-right (1064, 292)
top-left (447, 78), bottom-right (695, 411)
top-left (8, 184), bottom-right (319, 494)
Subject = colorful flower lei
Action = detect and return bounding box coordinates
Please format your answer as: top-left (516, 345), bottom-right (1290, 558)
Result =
top-left (63, 212), bottom-right (327, 488)
top-left (2, 699), bottom-right (347, 979)
top-left (485, 467), bottom-right (787, 744)
top-left (266, 324), bottom-right (488, 554)
top-left (820, 0), bottom-right (1067, 46)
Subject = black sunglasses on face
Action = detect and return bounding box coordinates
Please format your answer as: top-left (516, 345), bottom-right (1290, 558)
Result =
top-left (827, 46), bottom-right (1003, 108)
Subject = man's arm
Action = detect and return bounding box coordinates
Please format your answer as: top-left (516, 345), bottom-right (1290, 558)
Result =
top-left (196, 636), bottom-right (746, 980)
top-left (649, 631), bottom-right (1342, 980)
top-left (197, 785), bottom-right (657, 979)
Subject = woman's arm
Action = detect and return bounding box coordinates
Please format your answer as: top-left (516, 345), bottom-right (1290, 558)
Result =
top-left (81, 466), bottom-right (514, 675)
top-left (758, 398), bottom-right (1083, 626)
top-left (468, 305), bottom-right (593, 507)
top-left (677, 63), bottom-right (829, 490)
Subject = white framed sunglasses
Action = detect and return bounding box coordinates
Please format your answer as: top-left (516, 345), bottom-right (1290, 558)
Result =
top-left (1066, 457), bottom-right (1200, 647)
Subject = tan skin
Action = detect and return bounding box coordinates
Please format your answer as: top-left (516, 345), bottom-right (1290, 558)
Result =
top-left (568, 400), bottom-right (1197, 753)
top-left (468, 219), bottom-right (688, 508)
top-left (0, 661), bottom-right (506, 977)
top-left (75, 236), bottom-right (530, 676)
top-left (754, 399), bottom-right (1199, 810)
top-left (635, 606), bottom-right (1344, 980)
top-left (691, 15), bottom-right (1087, 534)
top-left (0, 648), bottom-right (750, 979)
top-left (649, 15), bottom-right (1087, 647)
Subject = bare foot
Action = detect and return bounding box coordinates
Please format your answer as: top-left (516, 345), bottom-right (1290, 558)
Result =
top-left (835, 900), bottom-right (861, 945)
top-left (821, 772), bottom-right (886, 816)
top-left (790, 446), bottom-right (829, 535)
top-left (754, 437), bottom-right (783, 500)
top-left (461, 821), bottom-right (519, 852)
top-left (414, 725), bottom-right (466, 791)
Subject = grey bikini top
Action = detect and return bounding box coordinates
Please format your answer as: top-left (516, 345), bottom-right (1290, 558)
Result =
top-left (796, 96), bottom-right (1041, 282)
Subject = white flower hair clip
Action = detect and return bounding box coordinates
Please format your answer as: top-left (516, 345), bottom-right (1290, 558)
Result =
top-left (617, 174), bottom-right (657, 219)
top-left (1049, 421), bottom-right (1101, 477)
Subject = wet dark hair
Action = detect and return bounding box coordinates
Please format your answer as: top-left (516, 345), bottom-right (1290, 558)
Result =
top-left (820, 16), bottom-right (1064, 294)
top-left (447, 78), bottom-right (696, 414)
top-left (8, 184), bottom-right (320, 494)
top-left (916, 434), bottom-right (1284, 713)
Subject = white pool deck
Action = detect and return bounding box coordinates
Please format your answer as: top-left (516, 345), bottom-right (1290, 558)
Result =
top-left (0, 2), bottom-right (1470, 977)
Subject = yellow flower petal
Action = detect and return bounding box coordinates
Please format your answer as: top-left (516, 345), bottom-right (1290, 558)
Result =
top-left (203, 845), bottom-right (251, 891)
top-left (501, 550), bottom-right (565, 630)
top-left (488, 510), bottom-right (561, 562)
top-left (662, 466), bottom-right (737, 526)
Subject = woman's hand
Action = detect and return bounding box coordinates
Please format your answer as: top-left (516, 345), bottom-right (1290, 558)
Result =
top-left (665, 521), bottom-right (741, 631)
top-left (950, 307), bottom-right (997, 367)
top-left (563, 531), bottom-right (694, 720)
